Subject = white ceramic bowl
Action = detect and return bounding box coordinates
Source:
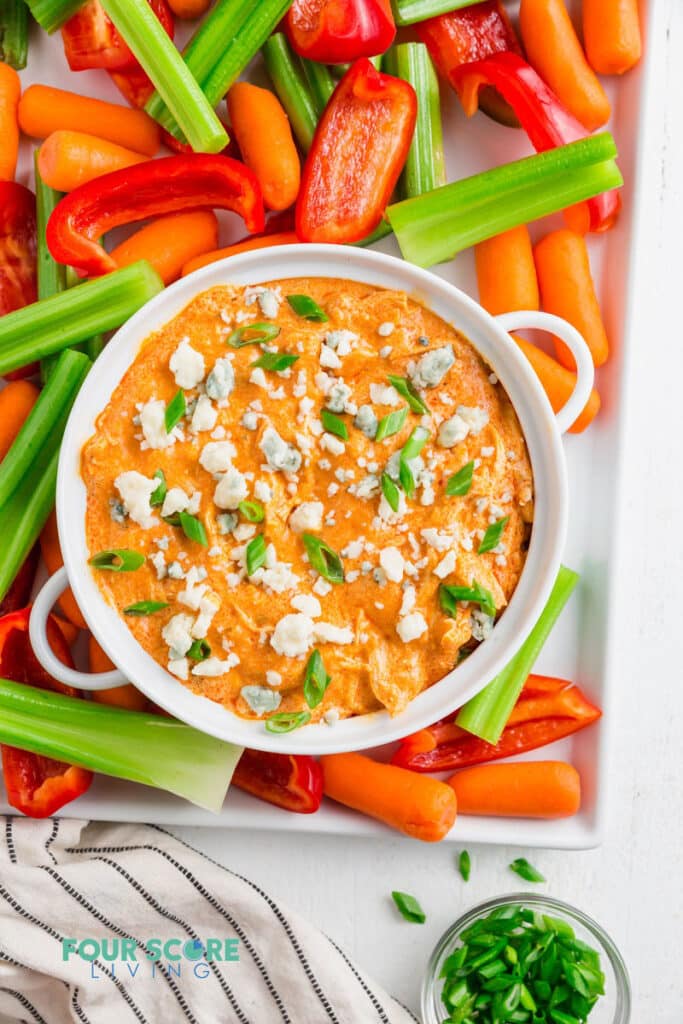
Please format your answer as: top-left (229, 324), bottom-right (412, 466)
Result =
top-left (30, 245), bottom-right (593, 754)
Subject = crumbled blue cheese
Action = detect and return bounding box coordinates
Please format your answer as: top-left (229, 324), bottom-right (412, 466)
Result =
top-left (471, 609), bottom-right (494, 641)
top-left (396, 612), bottom-right (428, 643)
top-left (214, 465), bottom-right (248, 509)
top-left (320, 432), bottom-right (345, 456)
top-left (240, 684), bottom-right (282, 715)
top-left (217, 511), bottom-right (238, 535)
top-left (379, 345), bottom-right (392, 359)
top-left (114, 471), bottom-right (158, 528)
top-left (191, 653), bottom-right (240, 677)
top-left (266, 670), bottom-right (282, 687)
top-left (161, 485), bottom-right (190, 519)
top-left (420, 527), bottom-right (453, 551)
top-left (192, 592), bottom-right (221, 639)
top-left (377, 321), bottom-right (395, 337)
top-left (354, 404), bottom-right (378, 439)
top-left (457, 405), bottom-right (489, 435)
top-left (313, 622), bottom-right (354, 645)
top-left (270, 613), bottom-right (315, 657)
top-left (250, 367), bottom-right (268, 389)
top-left (325, 329), bottom-right (357, 355)
top-left (139, 398), bottom-right (181, 450)
top-left (313, 577), bottom-right (333, 597)
top-left (251, 557), bottom-right (300, 594)
top-left (241, 411), bottom-right (259, 431)
top-left (325, 379), bottom-right (353, 413)
top-left (437, 414), bottom-right (469, 448)
top-left (108, 498), bottom-right (127, 524)
top-left (206, 356), bottom-right (235, 402)
top-left (254, 480), bottom-right (272, 503)
top-left (433, 550), bottom-right (456, 579)
top-left (150, 551), bottom-right (167, 580)
top-left (291, 593), bottom-right (322, 617)
top-left (259, 426), bottom-right (302, 473)
top-left (167, 561), bottom-right (185, 580)
top-left (409, 344), bottom-right (455, 389)
top-left (354, 474), bottom-right (380, 500)
top-left (162, 613), bottom-right (194, 659)
top-left (370, 383), bottom-right (401, 406)
top-left (379, 546), bottom-right (404, 583)
top-left (400, 584), bottom-right (416, 617)
top-left (319, 346), bottom-right (341, 370)
top-left (168, 657), bottom-right (189, 680)
top-left (288, 501), bottom-right (324, 533)
top-left (169, 338), bottom-right (205, 390)
top-left (243, 285), bottom-right (281, 319)
top-left (191, 394), bottom-right (217, 433)
top-left (199, 440), bottom-right (237, 474)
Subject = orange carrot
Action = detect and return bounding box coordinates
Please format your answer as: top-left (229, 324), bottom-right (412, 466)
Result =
top-left (448, 761), bottom-right (581, 819)
top-left (181, 231), bottom-right (299, 277)
top-left (39, 509), bottom-right (87, 630)
top-left (583, 0), bottom-right (641, 76)
top-left (19, 85), bottom-right (160, 157)
top-left (519, 0), bottom-right (610, 132)
top-left (111, 211), bottom-right (218, 285)
top-left (54, 616), bottom-right (80, 647)
top-left (321, 752), bottom-right (457, 842)
top-left (512, 334), bottom-right (600, 433)
top-left (475, 226), bottom-right (539, 316)
top-left (0, 62), bottom-right (21, 180)
top-left (227, 82), bottom-right (300, 211)
top-left (534, 229), bottom-right (609, 369)
top-left (166, 0), bottom-right (210, 17)
top-left (0, 381), bottom-right (40, 461)
top-left (88, 635), bottom-right (148, 710)
top-left (37, 130), bottom-right (148, 192)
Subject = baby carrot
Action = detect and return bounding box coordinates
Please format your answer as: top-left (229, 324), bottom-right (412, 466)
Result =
top-left (166, 0), bottom-right (210, 17)
top-left (111, 211), bottom-right (219, 285)
top-left (519, 0), bottom-right (610, 132)
top-left (0, 381), bottom-right (40, 461)
top-left (321, 752), bottom-right (457, 842)
top-left (39, 509), bottom-right (88, 630)
top-left (475, 226), bottom-right (539, 316)
top-left (512, 334), bottom-right (601, 433)
top-left (227, 82), bottom-right (300, 212)
top-left (448, 761), bottom-right (581, 819)
top-left (0, 61), bottom-right (21, 180)
top-left (181, 231), bottom-right (299, 276)
top-left (54, 616), bottom-right (80, 647)
top-left (37, 130), bottom-right (148, 192)
top-left (534, 229), bottom-right (609, 368)
top-left (583, 0), bottom-right (641, 76)
top-left (89, 634), bottom-right (148, 710)
top-left (18, 85), bottom-right (160, 157)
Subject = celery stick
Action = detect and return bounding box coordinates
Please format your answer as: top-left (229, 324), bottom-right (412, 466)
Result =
top-left (302, 58), bottom-right (336, 115)
top-left (391, 0), bottom-right (481, 27)
top-left (0, 680), bottom-right (242, 812)
top-left (0, 260), bottom-right (163, 377)
top-left (0, 0), bottom-right (28, 68)
top-left (0, 445), bottom-right (58, 603)
top-left (35, 153), bottom-right (68, 381)
top-left (263, 33), bottom-right (319, 152)
top-left (456, 566), bottom-right (579, 744)
top-left (387, 133), bottom-right (623, 267)
top-left (100, 0), bottom-right (227, 153)
top-left (24, 0), bottom-right (82, 33)
top-left (384, 43), bottom-right (446, 199)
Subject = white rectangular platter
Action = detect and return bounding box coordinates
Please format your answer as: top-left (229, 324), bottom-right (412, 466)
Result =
top-left (1, 0), bottom-right (654, 847)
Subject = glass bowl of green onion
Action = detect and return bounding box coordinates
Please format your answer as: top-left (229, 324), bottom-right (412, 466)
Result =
top-left (421, 893), bottom-right (630, 1024)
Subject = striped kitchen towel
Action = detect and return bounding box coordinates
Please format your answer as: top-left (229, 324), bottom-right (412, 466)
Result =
top-left (0, 817), bottom-right (418, 1024)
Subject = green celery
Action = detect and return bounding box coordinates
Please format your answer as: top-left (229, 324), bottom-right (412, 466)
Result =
top-left (391, 0), bottom-right (481, 26)
top-left (24, 0), bottom-right (82, 33)
top-left (35, 153), bottom-right (68, 381)
top-left (100, 0), bottom-right (227, 153)
top-left (456, 566), bottom-right (579, 744)
top-left (302, 58), bottom-right (336, 115)
top-left (0, 349), bottom-right (90, 509)
top-left (0, 260), bottom-right (163, 377)
top-left (263, 33), bottom-right (318, 152)
top-left (387, 133), bottom-right (623, 268)
top-left (0, 679), bottom-right (243, 812)
top-left (0, 0), bottom-right (28, 68)
top-left (0, 446), bottom-right (59, 602)
top-left (384, 43), bottom-right (446, 199)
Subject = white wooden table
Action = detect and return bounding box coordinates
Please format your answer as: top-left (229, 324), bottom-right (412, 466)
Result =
top-left (170, 2), bottom-right (682, 1018)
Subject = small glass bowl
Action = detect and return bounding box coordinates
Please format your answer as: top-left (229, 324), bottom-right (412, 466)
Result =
top-left (421, 893), bottom-right (631, 1024)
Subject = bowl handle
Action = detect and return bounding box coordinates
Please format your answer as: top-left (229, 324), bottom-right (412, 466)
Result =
top-left (494, 311), bottom-right (595, 435)
top-left (29, 567), bottom-right (128, 690)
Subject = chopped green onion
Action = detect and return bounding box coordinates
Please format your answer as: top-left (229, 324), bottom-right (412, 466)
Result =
top-left (24, 0), bottom-right (83, 33)
top-left (246, 534), bottom-right (267, 576)
top-left (383, 43), bottom-right (446, 197)
top-left (458, 850), bottom-right (471, 882)
top-left (320, 409), bottom-right (348, 440)
top-left (302, 533), bottom-right (344, 584)
top-left (150, 469), bottom-right (167, 507)
top-left (251, 351), bottom-right (299, 372)
top-left (0, 0), bottom-right (28, 66)
top-left (164, 389), bottom-right (186, 433)
top-left (286, 293), bottom-right (329, 322)
top-left (0, 678), bottom-right (242, 812)
top-left (399, 458), bottom-right (415, 497)
top-left (90, 549), bottom-right (146, 572)
top-left (457, 566), bottom-right (579, 743)
top-left (391, 891), bottom-right (426, 924)
top-left (401, 425), bottom-right (429, 463)
top-left (440, 580), bottom-right (496, 619)
top-left (100, 0), bottom-right (227, 153)
top-left (187, 638), bottom-right (211, 662)
top-left (390, 0), bottom-right (480, 26)
top-left (303, 649), bottom-right (331, 710)
top-left (124, 601), bottom-right (169, 616)
top-left (178, 512), bottom-right (208, 547)
top-left (0, 261), bottom-right (163, 377)
top-left (265, 711), bottom-right (312, 734)
top-left (375, 405), bottom-right (409, 442)
top-left (387, 374), bottom-right (429, 414)
top-left (238, 500), bottom-right (265, 523)
top-left (262, 33), bottom-right (318, 152)
top-left (479, 516), bottom-right (510, 554)
top-left (387, 134), bottom-right (623, 268)
top-left (446, 461), bottom-right (475, 497)
top-left (509, 858), bottom-right (546, 884)
top-left (381, 472), bottom-right (401, 513)
top-left (227, 322), bottom-right (281, 348)
top-left (302, 58), bottom-right (336, 114)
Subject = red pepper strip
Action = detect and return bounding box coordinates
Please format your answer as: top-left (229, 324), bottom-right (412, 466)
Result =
top-left (232, 749), bottom-right (323, 814)
top-left (0, 547), bottom-right (40, 618)
top-left (62, 0), bottom-right (174, 72)
top-left (0, 182), bottom-right (38, 380)
top-left (46, 155), bottom-right (266, 278)
top-left (296, 58), bottom-right (416, 244)
top-left (160, 122), bottom-right (238, 159)
top-left (285, 0), bottom-right (395, 64)
top-left (0, 607), bottom-right (93, 817)
top-left (452, 52), bottom-right (621, 233)
top-left (108, 66), bottom-right (156, 109)
top-left (391, 675), bottom-right (601, 772)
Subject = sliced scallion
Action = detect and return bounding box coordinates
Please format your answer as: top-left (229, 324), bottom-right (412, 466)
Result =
top-left (440, 580), bottom-right (496, 619)
top-left (375, 405), bottom-right (408, 442)
top-left (227, 322), bottom-right (280, 348)
top-left (446, 461), bottom-right (475, 497)
top-left (458, 849), bottom-right (471, 882)
top-left (265, 711), bottom-right (311, 734)
top-left (509, 858), bottom-right (546, 884)
top-left (150, 469), bottom-right (167, 507)
top-left (286, 293), bottom-right (328, 322)
top-left (387, 374), bottom-right (429, 414)
top-left (401, 425), bottom-right (429, 463)
top-left (187, 638), bottom-right (211, 662)
top-left (246, 534), bottom-right (267, 576)
top-left (302, 533), bottom-right (344, 584)
top-left (381, 472), bottom-right (401, 513)
top-left (238, 500), bottom-right (265, 523)
top-left (124, 601), bottom-right (169, 616)
top-left (90, 549), bottom-right (146, 572)
top-left (251, 351), bottom-right (299, 372)
top-left (320, 409), bottom-right (348, 440)
top-left (164, 389), bottom-right (186, 434)
top-left (478, 516), bottom-right (510, 554)
top-left (178, 512), bottom-right (208, 547)
top-left (303, 649), bottom-right (331, 710)
top-left (392, 891), bottom-right (426, 924)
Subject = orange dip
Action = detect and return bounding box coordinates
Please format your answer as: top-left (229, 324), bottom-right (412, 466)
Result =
top-left (82, 278), bottom-right (533, 728)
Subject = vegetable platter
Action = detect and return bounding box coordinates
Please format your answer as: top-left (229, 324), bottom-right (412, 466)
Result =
top-left (0, 0), bottom-right (651, 847)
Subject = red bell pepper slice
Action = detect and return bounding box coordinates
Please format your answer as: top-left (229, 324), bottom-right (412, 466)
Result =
top-left (391, 675), bottom-right (601, 772)
top-left (452, 51), bottom-right (621, 232)
top-left (0, 547), bottom-right (40, 618)
top-left (232, 749), bottom-right (323, 814)
top-left (296, 58), bottom-right (416, 244)
top-left (285, 0), bottom-right (395, 64)
top-left (0, 607), bottom-right (93, 817)
top-left (0, 182), bottom-right (38, 381)
top-left (108, 66), bottom-right (156, 109)
top-left (46, 154), bottom-right (266, 278)
top-left (62, 0), bottom-right (174, 72)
